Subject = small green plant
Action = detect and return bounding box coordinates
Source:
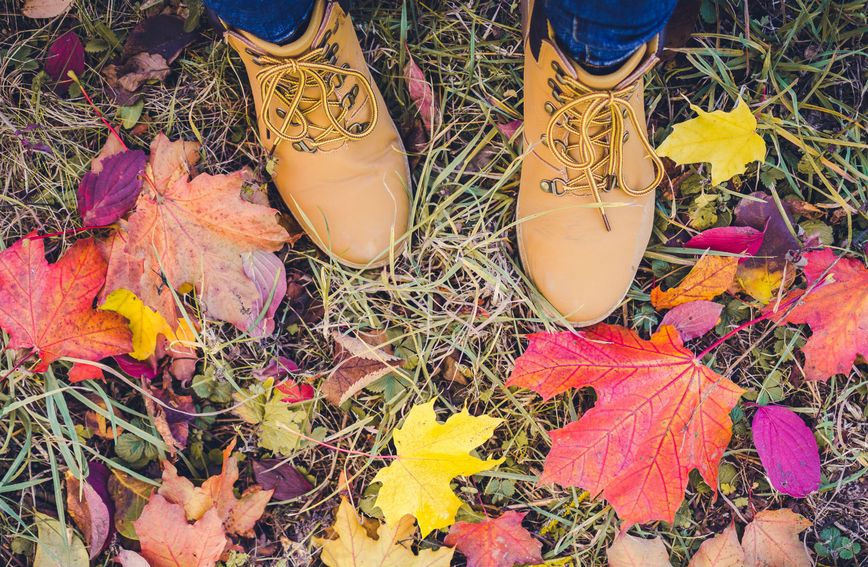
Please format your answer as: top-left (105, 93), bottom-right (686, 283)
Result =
top-left (814, 527), bottom-right (861, 561)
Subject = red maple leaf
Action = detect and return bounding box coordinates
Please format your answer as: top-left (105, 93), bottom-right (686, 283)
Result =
top-left (0, 236), bottom-right (132, 371)
top-left (774, 249), bottom-right (867, 380)
top-left (444, 511), bottom-right (542, 567)
top-left (506, 324), bottom-right (744, 526)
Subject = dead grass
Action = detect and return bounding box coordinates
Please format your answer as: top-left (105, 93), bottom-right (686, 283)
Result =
top-left (0, 0), bottom-right (866, 565)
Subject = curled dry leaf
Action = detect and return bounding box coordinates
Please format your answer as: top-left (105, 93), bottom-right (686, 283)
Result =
top-left (404, 53), bottom-right (438, 134)
top-left (0, 236), bottom-right (132, 371)
top-left (104, 53), bottom-right (171, 104)
top-left (314, 497), bottom-right (454, 567)
top-left (742, 509), bottom-right (812, 567)
top-left (65, 462), bottom-right (113, 559)
top-left (44, 30), bottom-right (85, 94)
top-left (146, 386), bottom-right (195, 454)
top-left (659, 300), bottom-right (724, 341)
top-left (607, 532), bottom-right (672, 567)
top-left (100, 289), bottom-right (176, 360)
top-left (444, 511), bottom-right (543, 567)
top-left (507, 324), bottom-right (744, 526)
top-left (372, 400), bottom-right (504, 536)
top-left (752, 405), bottom-right (820, 498)
top-left (22, 0), bottom-right (72, 18)
top-left (321, 330), bottom-right (404, 406)
top-left (241, 250), bottom-right (287, 338)
top-left (77, 150), bottom-right (147, 227)
top-left (688, 523), bottom-right (744, 567)
top-left (651, 255), bottom-right (738, 310)
top-left (772, 249), bottom-right (868, 380)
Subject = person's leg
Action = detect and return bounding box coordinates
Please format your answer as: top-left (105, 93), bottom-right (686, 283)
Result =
top-left (205, 0), bottom-right (316, 44)
top-left (544, 0), bottom-right (677, 69)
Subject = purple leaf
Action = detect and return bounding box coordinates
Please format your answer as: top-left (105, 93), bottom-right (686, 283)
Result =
top-left (123, 14), bottom-right (198, 64)
top-left (44, 30), bottom-right (85, 94)
top-left (242, 251), bottom-right (287, 338)
top-left (659, 300), bottom-right (724, 341)
top-left (752, 405), bottom-right (821, 498)
top-left (77, 150), bottom-right (147, 226)
top-left (68, 461), bottom-right (114, 558)
top-left (254, 356), bottom-right (299, 382)
top-left (252, 458), bottom-right (313, 501)
top-left (684, 226), bottom-right (765, 257)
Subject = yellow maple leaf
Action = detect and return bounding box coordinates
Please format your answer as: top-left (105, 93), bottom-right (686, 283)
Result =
top-left (650, 255), bottom-right (738, 310)
top-left (314, 498), bottom-right (453, 567)
top-left (100, 289), bottom-right (175, 359)
top-left (656, 97), bottom-right (766, 186)
top-left (372, 400), bottom-right (503, 537)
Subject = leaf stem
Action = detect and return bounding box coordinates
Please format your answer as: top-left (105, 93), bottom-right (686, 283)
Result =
top-left (696, 295), bottom-right (799, 360)
top-left (67, 71), bottom-right (128, 152)
top-left (0, 350), bottom-right (36, 382)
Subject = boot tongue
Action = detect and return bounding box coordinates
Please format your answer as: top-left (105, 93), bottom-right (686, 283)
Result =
top-left (232, 0), bottom-right (327, 57)
top-left (567, 43), bottom-right (648, 90)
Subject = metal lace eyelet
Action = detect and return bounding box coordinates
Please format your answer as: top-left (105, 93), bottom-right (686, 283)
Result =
top-left (623, 131), bottom-right (630, 142)
top-left (244, 48), bottom-right (258, 56)
top-left (540, 180), bottom-right (553, 193)
top-left (276, 108), bottom-right (287, 118)
top-left (547, 78), bottom-right (560, 91)
top-left (544, 101), bottom-right (555, 115)
top-left (320, 30), bottom-right (332, 47)
top-left (553, 92), bottom-right (565, 104)
top-left (349, 122), bottom-right (368, 134)
top-left (325, 43), bottom-right (339, 63)
top-left (292, 140), bottom-right (317, 153)
top-left (622, 108), bottom-right (629, 118)
top-left (540, 133), bottom-right (548, 147)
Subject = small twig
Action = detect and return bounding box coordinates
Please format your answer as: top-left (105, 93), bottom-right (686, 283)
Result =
top-left (0, 350), bottom-right (36, 382)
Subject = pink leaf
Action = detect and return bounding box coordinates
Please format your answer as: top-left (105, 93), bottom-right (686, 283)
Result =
top-left (496, 119), bottom-right (522, 139)
top-left (444, 511), bottom-right (543, 567)
top-left (77, 150), bottom-right (147, 226)
top-left (659, 301), bottom-right (723, 341)
top-left (114, 354), bottom-right (159, 380)
top-left (45, 30), bottom-right (85, 94)
top-left (66, 461), bottom-right (114, 559)
top-left (752, 405), bottom-right (821, 498)
top-left (254, 356), bottom-right (299, 381)
top-left (403, 54), bottom-right (438, 132)
top-left (115, 550), bottom-right (151, 567)
top-left (241, 251), bottom-right (287, 338)
top-left (684, 225), bottom-right (765, 257)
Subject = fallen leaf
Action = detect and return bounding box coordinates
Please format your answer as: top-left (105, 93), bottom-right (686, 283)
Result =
top-left (742, 509), bottom-right (811, 567)
top-left (77, 150), bottom-right (147, 227)
top-left (134, 494), bottom-right (228, 567)
top-left (44, 31), bottom-right (85, 94)
top-left (100, 289), bottom-right (175, 360)
top-left (607, 533), bottom-right (672, 567)
top-left (322, 331), bottom-right (403, 405)
top-left (22, 0), bottom-right (72, 18)
top-left (252, 458), bottom-right (313, 501)
top-left (158, 440), bottom-right (273, 536)
top-left (372, 400), bottom-right (504, 536)
top-left (103, 53), bottom-right (171, 103)
top-left (443, 511), bottom-right (543, 567)
top-left (0, 236), bottom-right (132, 371)
top-left (404, 53), bottom-right (438, 133)
top-left (656, 97), bottom-right (766, 186)
top-left (241, 251), bottom-right (287, 338)
top-left (115, 549), bottom-right (151, 567)
top-left (253, 356), bottom-right (299, 381)
top-left (684, 226), bottom-right (765, 257)
top-left (496, 119), bottom-right (522, 139)
top-left (733, 193), bottom-right (800, 303)
top-left (506, 325), bottom-right (744, 526)
top-left (123, 14), bottom-right (198, 63)
top-left (659, 300), bottom-right (724, 341)
top-left (107, 469), bottom-right (155, 540)
top-left (689, 524), bottom-right (744, 567)
top-left (773, 249), bottom-right (867, 380)
top-left (651, 255), bottom-right (739, 310)
top-left (68, 363), bottom-right (105, 383)
top-left (33, 513), bottom-right (89, 567)
top-left (103, 134), bottom-right (290, 334)
top-left (147, 386), bottom-right (195, 454)
top-left (65, 462), bottom-right (113, 559)
top-left (84, 399), bottom-right (124, 439)
top-left (752, 405), bottom-right (820, 498)
top-left (314, 497), bottom-right (454, 567)
top-left (114, 354), bottom-right (159, 381)
top-left (274, 380), bottom-right (315, 403)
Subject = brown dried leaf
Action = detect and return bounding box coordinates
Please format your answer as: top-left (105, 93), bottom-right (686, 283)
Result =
top-left (321, 331), bottom-right (404, 405)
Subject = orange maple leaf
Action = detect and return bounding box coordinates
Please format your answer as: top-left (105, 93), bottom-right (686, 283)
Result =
top-left (772, 249), bottom-right (867, 381)
top-left (444, 511), bottom-right (543, 567)
top-left (134, 494), bottom-right (228, 567)
top-left (651, 255), bottom-right (738, 310)
top-left (0, 236), bottom-right (131, 371)
top-left (103, 134), bottom-right (290, 332)
top-left (506, 324), bottom-right (744, 526)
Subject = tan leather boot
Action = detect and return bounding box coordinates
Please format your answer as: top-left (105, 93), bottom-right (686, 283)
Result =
top-left (518, 0), bottom-right (664, 324)
top-left (224, 0), bottom-right (411, 268)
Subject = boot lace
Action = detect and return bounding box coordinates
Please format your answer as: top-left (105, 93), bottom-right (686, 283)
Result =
top-left (542, 64), bottom-right (664, 231)
top-left (253, 43), bottom-right (378, 152)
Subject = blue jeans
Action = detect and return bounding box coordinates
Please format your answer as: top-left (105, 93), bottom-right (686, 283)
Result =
top-left (206, 0), bottom-right (676, 67)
